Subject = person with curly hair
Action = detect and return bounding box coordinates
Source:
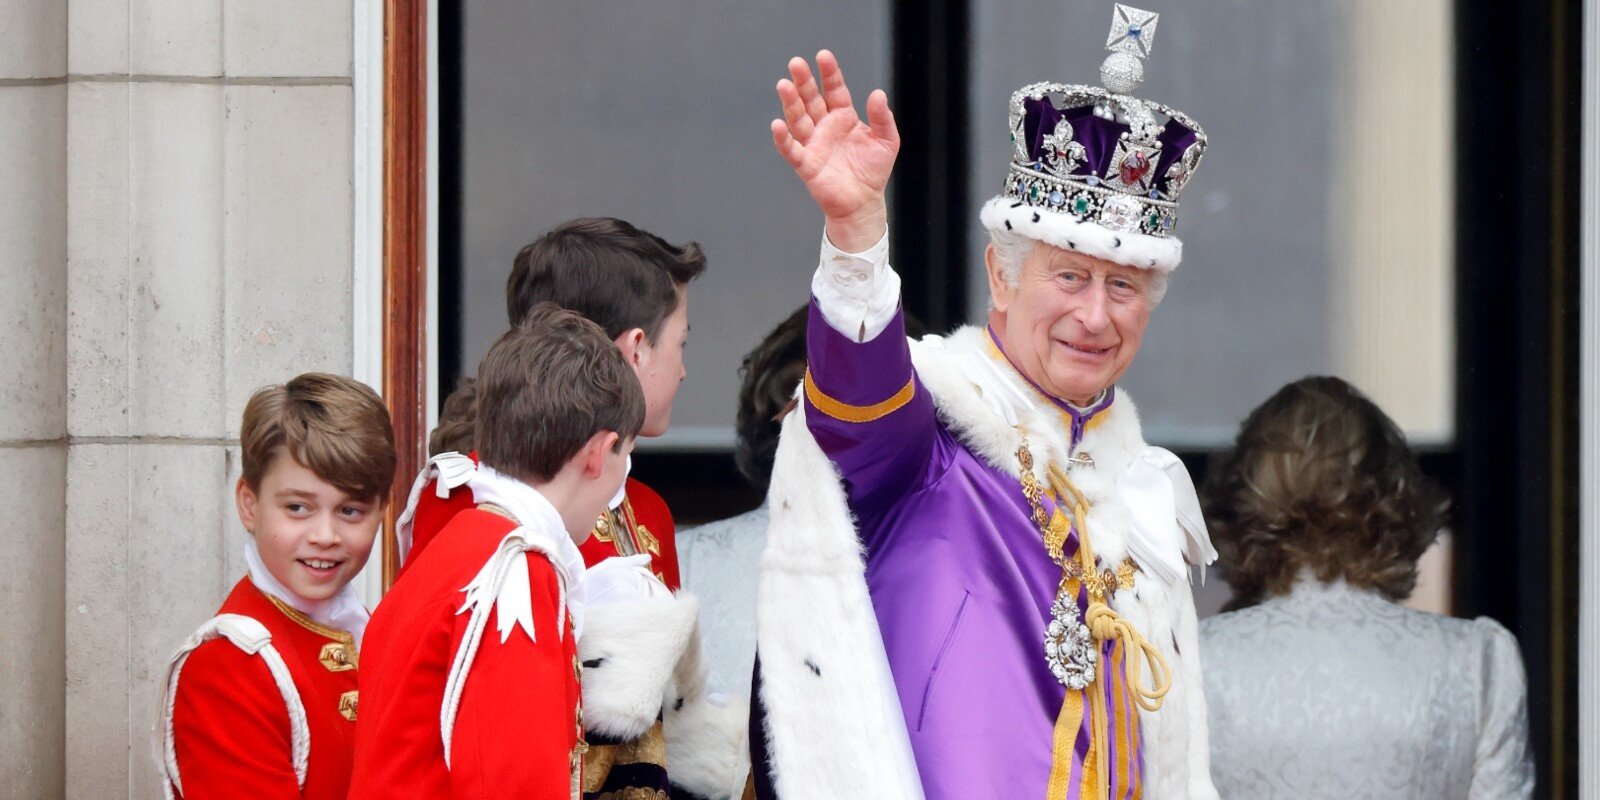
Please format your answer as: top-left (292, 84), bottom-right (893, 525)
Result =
top-left (1199, 376), bottom-right (1533, 798)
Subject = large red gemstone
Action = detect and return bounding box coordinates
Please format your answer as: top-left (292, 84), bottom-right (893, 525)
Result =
top-left (1118, 151), bottom-right (1151, 185)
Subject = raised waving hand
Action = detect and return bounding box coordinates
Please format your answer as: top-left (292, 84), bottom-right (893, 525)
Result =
top-left (770, 50), bottom-right (900, 252)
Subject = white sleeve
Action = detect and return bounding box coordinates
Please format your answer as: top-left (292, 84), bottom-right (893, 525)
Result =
top-left (1469, 619), bottom-right (1535, 800)
top-left (810, 227), bottom-right (901, 343)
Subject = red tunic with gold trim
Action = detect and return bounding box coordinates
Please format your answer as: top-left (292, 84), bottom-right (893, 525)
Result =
top-left (351, 507), bottom-right (583, 798)
top-left (165, 578), bottom-right (361, 799)
top-left (399, 452), bottom-right (679, 589)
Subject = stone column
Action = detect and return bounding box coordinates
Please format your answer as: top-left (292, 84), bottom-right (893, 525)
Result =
top-left (0, 0), bottom-right (68, 797)
top-left (63, 2), bottom-right (355, 797)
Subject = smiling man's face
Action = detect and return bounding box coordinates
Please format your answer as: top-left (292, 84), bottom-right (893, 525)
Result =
top-left (987, 241), bottom-right (1156, 406)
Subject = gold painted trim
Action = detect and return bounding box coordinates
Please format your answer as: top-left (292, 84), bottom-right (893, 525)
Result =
top-left (803, 369), bottom-right (915, 423)
top-left (477, 502), bottom-right (519, 524)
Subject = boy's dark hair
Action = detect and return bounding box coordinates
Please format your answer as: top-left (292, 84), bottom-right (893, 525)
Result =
top-left (506, 217), bottom-right (706, 342)
top-left (476, 303), bottom-right (645, 482)
top-left (734, 308), bottom-right (926, 491)
top-left (428, 376), bottom-right (478, 457)
top-left (240, 373), bottom-right (398, 502)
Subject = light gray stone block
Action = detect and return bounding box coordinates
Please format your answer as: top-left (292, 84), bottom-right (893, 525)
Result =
top-left (125, 443), bottom-right (231, 800)
top-left (64, 442), bottom-right (131, 797)
top-left (130, 0), bottom-right (221, 77)
top-left (128, 82), bottom-right (227, 438)
top-left (0, 86), bottom-right (67, 443)
top-left (223, 0), bottom-right (352, 79)
top-left (68, 0), bottom-right (130, 76)
top-left (0, 0), bottom-right (66, 79)
top-left (0, 444), bottom-right (66, 799)
top-left (66, 80), bottom-right (132, 439)
top-left (223, 84), bottom-right (354, 435)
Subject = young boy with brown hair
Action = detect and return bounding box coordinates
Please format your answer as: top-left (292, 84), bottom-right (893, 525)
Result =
top-left (158, 373), bottom-right (397, 799)
top-left (398, 216), bottom-right (704, 589)
top-left (351, 303), bottom-right (647, 797)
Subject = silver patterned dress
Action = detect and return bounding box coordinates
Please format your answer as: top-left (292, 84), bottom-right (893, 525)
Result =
top-left (1200, 578), bottom-right (1534, 799)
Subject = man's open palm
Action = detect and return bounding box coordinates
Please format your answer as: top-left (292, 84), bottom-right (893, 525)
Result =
top-left (771, 51), bottom-right (899, 234)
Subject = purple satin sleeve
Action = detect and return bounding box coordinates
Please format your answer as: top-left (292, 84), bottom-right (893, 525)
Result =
top-left (804, 298), bottom-right (937, 515)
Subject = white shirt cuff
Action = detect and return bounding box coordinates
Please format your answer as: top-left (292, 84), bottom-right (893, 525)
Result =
top-left (810, 227), bottom-right (901, 343)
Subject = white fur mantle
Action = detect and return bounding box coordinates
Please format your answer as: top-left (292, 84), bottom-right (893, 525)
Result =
top-left (754, 325), bottom-right (1219, 799)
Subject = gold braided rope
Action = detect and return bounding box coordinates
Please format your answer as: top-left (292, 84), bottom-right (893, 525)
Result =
top-left (1022, 431), bottom-right (1173, 799)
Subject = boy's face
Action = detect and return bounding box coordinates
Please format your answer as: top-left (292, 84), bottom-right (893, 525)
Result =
top-left (236, 453), bottom-right (381, 602)
top-left (565, 433), bottom-right (636, 539)
top-left (634, 290), bottom-right (690, 437)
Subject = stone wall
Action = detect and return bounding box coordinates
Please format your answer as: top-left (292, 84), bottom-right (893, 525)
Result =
top-left (0, 1), bottom-right (359, 797)
top-left (0, 0), bottom-right (68, 796)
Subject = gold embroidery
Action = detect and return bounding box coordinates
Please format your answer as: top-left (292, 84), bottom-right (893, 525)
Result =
top-left (261, 593), bottom-right (358, 663)
top-left (634, 524), bottom-right (660, 557)
top-left (477, 502), bottom-right (519, 523)
top-left (319, 642), bottom-right (356, 672)
top-left (803, 368), bottom-right (915, 423)
top-left (338, 690), bottom-right (358, 722)
top-left (582, 720), bottom-right (668, 794)
top-left (591, 511), bottom-right (615, 543)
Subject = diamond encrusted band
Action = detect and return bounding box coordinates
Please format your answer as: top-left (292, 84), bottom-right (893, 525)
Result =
top-left (1003, 163), bottom-right (1179, 238)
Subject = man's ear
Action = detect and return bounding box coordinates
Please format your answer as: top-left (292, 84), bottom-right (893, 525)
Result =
top-left (580, 431), bottom-right (620, 478)
top-left (985, 243), bottom-right (1014, 314)
top-left (235, 478), bottom-right (259, 535)
top-left (614, 328), bottom-right (649, 367)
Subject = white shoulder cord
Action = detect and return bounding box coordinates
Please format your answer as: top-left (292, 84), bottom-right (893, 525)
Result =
top-left (395, 451), bottom-right (479, 566)
top-left (159, 614), bottom-right (309, 798)
top-left (439, 530), bottom-right (567, 769)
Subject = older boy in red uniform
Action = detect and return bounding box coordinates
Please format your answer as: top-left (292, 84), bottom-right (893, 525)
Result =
top-left (158, 373), bottom-right (397, 799)
top-left (397, 217), bottom-right (702, 588)
top-left (352, 304), bottom-right (646, 797)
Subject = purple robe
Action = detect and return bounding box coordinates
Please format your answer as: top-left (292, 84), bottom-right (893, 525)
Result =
top-left (803, 300), bottom-right (1137, 798)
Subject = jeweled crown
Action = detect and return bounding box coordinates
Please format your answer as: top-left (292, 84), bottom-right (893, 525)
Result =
top-left (1002, 4), bottom-right (1207, 240)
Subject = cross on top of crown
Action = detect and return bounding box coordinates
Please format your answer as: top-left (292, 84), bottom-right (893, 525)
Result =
top-left (1105, 4), bottom-right (1159, 60)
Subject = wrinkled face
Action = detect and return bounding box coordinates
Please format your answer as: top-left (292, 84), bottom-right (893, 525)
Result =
top-left (634, 290), bottom-right (690, 437)
top-left (987, 242), bottom-right (1156, 405)
top-left (236, 454), bottom-right (381, 602)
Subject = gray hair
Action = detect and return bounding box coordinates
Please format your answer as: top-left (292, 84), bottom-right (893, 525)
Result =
top-left (985, 226), bottom-right (1170, 307)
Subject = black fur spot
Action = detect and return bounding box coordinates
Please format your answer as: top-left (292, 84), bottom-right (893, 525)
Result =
top-left (582, 658), bottom-right (605, 669)
top-left (1171, 634), bottom-right (1182, 656)
top-left (1010, 201), bottom-right (1024, 208)
top-left (1004, 219), bottom-right (1013, 231)
top-left (1067, 240), bottom-right (1077, 250)
top-left (1032, 212), bottom-right (1041, 224)
top-left (1112, 236), bottom-right (1122, 247)
top-left (674, 697), bottom-right (686, 712)
top-left (804, 658), bottom-right (822, 677)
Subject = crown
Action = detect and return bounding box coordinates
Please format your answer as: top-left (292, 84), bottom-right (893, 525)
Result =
top-left (983, 4), bottom-right (1208, 272)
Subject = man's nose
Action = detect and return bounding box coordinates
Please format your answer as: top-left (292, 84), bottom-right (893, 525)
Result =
top-left (1078, 283), bottom-right (1111, 333)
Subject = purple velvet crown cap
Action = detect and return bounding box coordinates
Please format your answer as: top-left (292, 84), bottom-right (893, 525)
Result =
top-left (1022, 96), bottom-right (1199, 200)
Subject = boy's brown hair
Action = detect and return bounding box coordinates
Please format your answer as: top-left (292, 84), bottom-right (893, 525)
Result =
top-left (240, 372), bottom-right (398, 502)
top-left (428, 376), bottom-right (478, 457)
top-left (476, 302), bottom-right (645, 482)
top-left (506, 217), bottom-right (706, 342)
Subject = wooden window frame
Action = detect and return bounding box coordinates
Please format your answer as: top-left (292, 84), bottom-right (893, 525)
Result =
top-left (381, 0), bottom-right (430, 591)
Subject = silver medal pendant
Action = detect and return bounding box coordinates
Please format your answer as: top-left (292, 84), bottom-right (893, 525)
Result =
top-left (1044, 592), bottom-right (1097, 690)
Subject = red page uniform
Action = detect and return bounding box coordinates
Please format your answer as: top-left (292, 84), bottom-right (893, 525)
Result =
top-left (397, 452), bottom-right (679, 588)
top-left (159, 578), bottom-right (363, 799)
top-left (352, 467), bottom-right (587, 798)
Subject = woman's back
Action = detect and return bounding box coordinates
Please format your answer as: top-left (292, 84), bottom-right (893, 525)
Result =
top-left (1200, 579), bottom-right (1533, 799)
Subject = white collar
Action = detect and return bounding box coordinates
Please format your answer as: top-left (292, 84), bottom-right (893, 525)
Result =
top-left (607, 456), bottom-right (632, 511)
top-left (467, 463), bottom-right (591, 632)
top-left (244, 538), bottom-right (371, 649)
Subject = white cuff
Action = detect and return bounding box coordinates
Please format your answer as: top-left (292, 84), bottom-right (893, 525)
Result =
top-left (811, 227), bottom-right (901, 343)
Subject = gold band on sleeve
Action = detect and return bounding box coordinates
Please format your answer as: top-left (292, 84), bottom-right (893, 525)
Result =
top-left (803, 369), bottom-right (916, 423)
